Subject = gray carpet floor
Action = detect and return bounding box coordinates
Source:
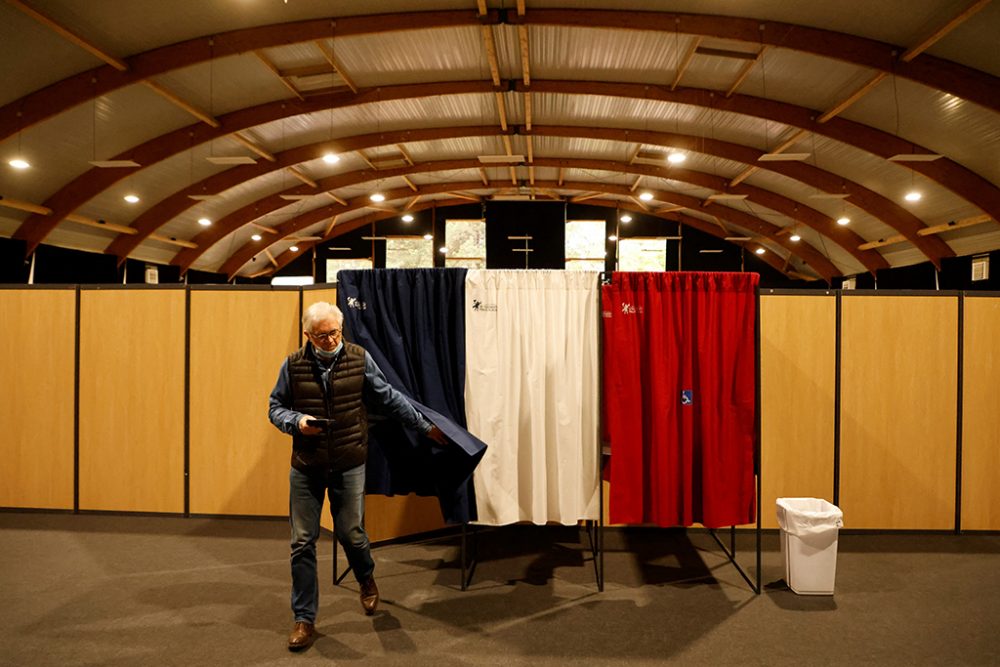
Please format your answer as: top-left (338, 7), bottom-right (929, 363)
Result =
top-left (1, 512), bottom-right (998, 666)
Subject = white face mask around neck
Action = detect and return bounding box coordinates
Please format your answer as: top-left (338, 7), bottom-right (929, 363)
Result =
top-left (312, 340), bottom-right (343, 360)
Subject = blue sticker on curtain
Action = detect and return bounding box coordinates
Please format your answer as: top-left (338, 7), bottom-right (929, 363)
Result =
top-left (336, 268), bottom-right (487, 524)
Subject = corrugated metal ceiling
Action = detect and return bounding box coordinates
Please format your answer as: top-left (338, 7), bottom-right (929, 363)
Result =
top-left (0, 0), bottom-right (997, 282)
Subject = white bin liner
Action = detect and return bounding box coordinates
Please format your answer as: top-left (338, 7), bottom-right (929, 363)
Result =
top-left (776, 497), bottom-right (843, 537)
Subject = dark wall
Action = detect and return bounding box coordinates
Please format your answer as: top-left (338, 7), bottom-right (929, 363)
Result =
top-left (0, 238), bottom-right (230, 285)
top-left (3, 205), bottom-right (999, 290)
top-left (485, 201), bottom-right (566, 269)
top-left (829, 250), bottom-right (1000, 291)
top-left (0, 237), bottom-right (30, 283)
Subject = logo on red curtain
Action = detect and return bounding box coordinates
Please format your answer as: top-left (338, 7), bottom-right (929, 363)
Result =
top-left (681, 390), bottom-right (693, 406)
top-left (620, 303), bottom-right (643, 315)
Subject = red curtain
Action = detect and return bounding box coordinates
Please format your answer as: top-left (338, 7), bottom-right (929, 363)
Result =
top-left (602, 272), bottom-right (758, 528)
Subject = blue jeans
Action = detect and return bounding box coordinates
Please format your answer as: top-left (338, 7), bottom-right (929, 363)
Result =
top-left (289, 464), bottom-right (374, 623)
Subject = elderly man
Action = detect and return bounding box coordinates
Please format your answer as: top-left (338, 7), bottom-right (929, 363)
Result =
top-left (268, 301), bottom-right (447, 651)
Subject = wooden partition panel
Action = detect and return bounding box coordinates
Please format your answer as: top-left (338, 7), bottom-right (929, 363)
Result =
top-left (78, 289), bottom-right (186, 512)
top-left (760, 294), bottom-right (836, 528)
top-left (189, 289), bottom-right (300, 516)
top-left (362, 495), bottom-right (447, 542)
top-left (961, 296), bottom-right (1000, 530)
top-left (303, 288), bottom-right (338, 308)
top-left (840, 295), bottom-right (957, 529)
top-left (0, 289), bottom-right (76, 509)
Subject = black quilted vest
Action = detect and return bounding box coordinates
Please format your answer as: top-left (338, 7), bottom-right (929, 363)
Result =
top-left (287, 341), bottom-right (368, 473)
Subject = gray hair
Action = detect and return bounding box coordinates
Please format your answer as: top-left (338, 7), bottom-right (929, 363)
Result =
top-left (302, 301), bottom-right (344, 332)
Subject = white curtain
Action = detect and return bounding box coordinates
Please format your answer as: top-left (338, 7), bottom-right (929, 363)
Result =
top-left (465, 270), bottom-right (601, 525)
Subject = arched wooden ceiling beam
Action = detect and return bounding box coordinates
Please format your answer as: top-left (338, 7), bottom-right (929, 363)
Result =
top-left (175, 163), bottom-right (478, 272)
top-left (106, 131), bottom-right (871, 265)
top-left (3, 8), bottom-right (997, 143)
top-left (211, 179), bottom-right (839, 282)
top-left (523, 81), bottom-right (1000, 241)
top-left (16, 81), bottom-right (969, 265)
top-left (557, 197), bottom-right (796, 277)
top-left (148, 150), bottom-right (882, 274)
top-left (532, 125), bottom-right (953, 268)
top-left (104, 126), bottom-right (506, 259)
top-left (11, 81), bottom-right (495, 256)
top-left (509, 10), bottom-right (1000, 113)
top-left (0, 9), bottom-right (492, 141)
top-left (254, 196), bottom-right (796, 281)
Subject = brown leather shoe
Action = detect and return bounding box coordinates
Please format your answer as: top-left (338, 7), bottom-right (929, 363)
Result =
top-left (360, 576), bottom-right (379, 615)
top-left (287, 621), bottom-right (315, 650)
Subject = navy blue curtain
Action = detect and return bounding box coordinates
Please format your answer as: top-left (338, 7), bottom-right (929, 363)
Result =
top-left (336, 268), bottom-right (486, 523)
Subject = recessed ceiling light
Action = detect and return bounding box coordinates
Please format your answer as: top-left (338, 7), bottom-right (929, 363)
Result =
top-left (423, 233), bottom-right (433, 240)
top-left (251, 234), bottom-right (262, 241)
top-left (123, 194), bottom-right (140, 203)
top-left (837, 217), bottom-right (850, 226)
top-left (620, 214), bottom-right (632, 223)
top-left (9, 158), bottom-right (30, 169)
top-left (370, 192), bottom-right (385, 203)
top-left (608, 235), bottom-right (618, 242)
top-left (439, 246), bottom-right (448, 254)
top-left (197, 218), bottom-right (212, 227)
top-left (638, 192), bottom-right (654, 201)
top-left (790, 234), bottom-right (801, 242)
top-left (322, 153), bottom-right (340, 164)
top-left (667, 153), bottom-right (686, 164)
top-left (289, 245), bottom-right (299, 252)
top-left (402, 214), bottom-right (414, 222)
top-left (905, 191), bottom-right (922, 202)
top-left (755, 247), bottom-right (766, 255)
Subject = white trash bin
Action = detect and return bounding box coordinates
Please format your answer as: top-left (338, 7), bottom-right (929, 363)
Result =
top-left (776, 497), bottom-right (843, 595)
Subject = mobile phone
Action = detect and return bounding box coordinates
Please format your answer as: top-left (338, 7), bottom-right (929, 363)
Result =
top-left (305, 418), bottom-right (334, 430)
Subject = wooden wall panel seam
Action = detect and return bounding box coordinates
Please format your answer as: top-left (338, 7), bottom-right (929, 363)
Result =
top-left (74, 286), bottom-right (80, 512)
top-left (184, 287), bottom-right (191, 517)
top-left (955, 292), bottom-right (964, 533)
top-left (834, 290), bottom-right (842, 508)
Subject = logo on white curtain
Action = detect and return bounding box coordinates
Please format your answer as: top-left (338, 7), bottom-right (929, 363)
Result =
top-left (347, 296), bottom-right (367, 310)
top-left (472, 299), bottom-right (497, 312)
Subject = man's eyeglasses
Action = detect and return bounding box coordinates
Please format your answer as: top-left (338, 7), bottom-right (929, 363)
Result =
top-left (309, 328), bottom-right (341, 342)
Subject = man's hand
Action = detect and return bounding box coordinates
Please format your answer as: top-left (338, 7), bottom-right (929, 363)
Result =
top-left (426, 425), bottom-right (449, 446)
top-left (298, 415), bottom-right (323, 436)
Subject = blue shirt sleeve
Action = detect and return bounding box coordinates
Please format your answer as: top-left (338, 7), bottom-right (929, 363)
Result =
top-left (362, 352), bottom-right (433, 434)
top-left (268, 359), bottom-right (306, 435)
